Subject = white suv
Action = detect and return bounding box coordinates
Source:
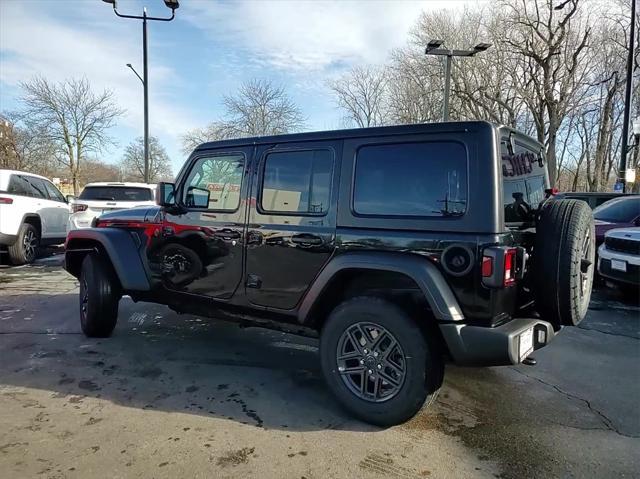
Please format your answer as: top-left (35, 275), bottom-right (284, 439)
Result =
top-left (597, 227), bottom-right (640, 296)
top-left (68, 182), bottom-right (156, 230)
top-left (0, 169), bottom-right (70, 265)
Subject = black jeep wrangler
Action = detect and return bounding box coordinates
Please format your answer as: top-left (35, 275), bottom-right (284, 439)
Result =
top-left (65, 121), bottom-right (595, 426)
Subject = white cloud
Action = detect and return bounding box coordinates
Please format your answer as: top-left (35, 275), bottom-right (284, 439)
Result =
top-left (183, 0), bottom-right (473, 72)
top-left (0, 1), bottom-right (197, 151)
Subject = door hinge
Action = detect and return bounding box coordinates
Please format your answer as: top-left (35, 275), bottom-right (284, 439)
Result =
top-left (246, 274), bottom-right (262, 289)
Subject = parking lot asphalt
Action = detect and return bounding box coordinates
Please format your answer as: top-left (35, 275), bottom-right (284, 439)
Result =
top-left (0, 253), bottom-right (638, 478)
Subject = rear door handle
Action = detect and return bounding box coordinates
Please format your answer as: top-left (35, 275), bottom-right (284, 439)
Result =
top-left (291, 234), bottom-right (322, 246)
top-left (214, 228), bottom-right (241, 241)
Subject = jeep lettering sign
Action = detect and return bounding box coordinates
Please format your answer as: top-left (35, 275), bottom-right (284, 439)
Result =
top-left (502, 152), bottom-right (544, 177)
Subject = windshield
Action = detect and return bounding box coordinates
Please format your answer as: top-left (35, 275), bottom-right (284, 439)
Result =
top-left (79, 186), bottom-right (152, 202)
top-left (593, 197), bottom-right (640, 223)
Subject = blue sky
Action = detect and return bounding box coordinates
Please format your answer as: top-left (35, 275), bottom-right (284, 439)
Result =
top-left (0, 0), bottom-right (476, 175)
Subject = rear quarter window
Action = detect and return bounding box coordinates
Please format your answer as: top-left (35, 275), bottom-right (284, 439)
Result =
top-left (353, 141), bottom-right (467, 217)
top-left (501, 139), bottom-right (548, 223)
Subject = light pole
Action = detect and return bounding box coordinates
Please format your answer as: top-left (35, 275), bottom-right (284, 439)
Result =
top-left (425, 40), bottom-right (492, 121)
top-left (618, 0), bottom-right (636, 194)
top-left (102, 0), bottom-right (179, 184)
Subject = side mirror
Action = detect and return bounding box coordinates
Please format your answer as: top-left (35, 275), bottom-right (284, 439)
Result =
top-left (157, 182), bottom-right (176, 207)
top-left (66, 195), bottom-right (75, 203)
top-left (185, 186), bottom-right (210, 208)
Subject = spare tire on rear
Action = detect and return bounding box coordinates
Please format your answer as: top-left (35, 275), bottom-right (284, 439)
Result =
top-left (533, 199), bottom-right (595, 327)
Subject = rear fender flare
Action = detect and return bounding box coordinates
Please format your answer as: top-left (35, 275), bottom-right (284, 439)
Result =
top-left (297, 252), bottom-right (465, 324)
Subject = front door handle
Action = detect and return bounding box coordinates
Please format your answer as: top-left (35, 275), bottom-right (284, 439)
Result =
top-left (291, 234), bottom-right (322, 247)
top-left (214, 228), bottom-right (241, 241)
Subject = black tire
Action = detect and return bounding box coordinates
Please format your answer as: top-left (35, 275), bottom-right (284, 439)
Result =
top-left (320, 297), bottom-right (443, 427)
top-left (8, 223), bottom-right (39, 265)
top-left (533, 199), bottom-right (595, 327)
top-left (79, 253), bottom-right (120, 338)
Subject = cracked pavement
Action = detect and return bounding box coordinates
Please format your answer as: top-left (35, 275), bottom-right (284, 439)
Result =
top-left (0, 253), bottom-right (638, 478)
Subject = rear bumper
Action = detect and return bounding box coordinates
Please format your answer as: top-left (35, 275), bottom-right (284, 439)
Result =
top-left (0, 232), bottom-right (18, 246)
top-left (439, 318), bottom-right (555, 366)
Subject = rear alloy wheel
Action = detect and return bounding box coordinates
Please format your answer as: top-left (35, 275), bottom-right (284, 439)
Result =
top-left (79, 253), bottom-right (120, 338)
top-left (8, 223), bottom-right (39, 265)
top-left (321, 297), bottom-right (443, 427)
top-left (336, 322), bottom-right (407, 402)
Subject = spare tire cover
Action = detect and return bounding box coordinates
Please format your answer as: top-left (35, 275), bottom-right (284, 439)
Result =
top-left (533, 199), bottom-right (595, 327)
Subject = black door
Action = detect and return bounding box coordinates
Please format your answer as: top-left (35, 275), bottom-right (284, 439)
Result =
top-left (153, 149), bottom-right (250, 299)
top-left (246, 141), bottom-right (340, 310)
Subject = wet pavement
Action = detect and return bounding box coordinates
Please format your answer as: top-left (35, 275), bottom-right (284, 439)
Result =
top-left (0, 254), bottom-right (638, 478)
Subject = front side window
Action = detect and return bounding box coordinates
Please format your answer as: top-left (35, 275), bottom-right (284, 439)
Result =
top-left (184, 154), bottom-right (244, 210)
top-left (353, 141), bottom-right (467, 217)
top-left (261, 149), bottom-right (332, 214)
top-left (43, 180), bottom-right (66, 202)
top-left (23, 176), bottom-right (48, 199)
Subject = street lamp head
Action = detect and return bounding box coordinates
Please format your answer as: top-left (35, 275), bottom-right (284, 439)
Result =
top-left (164, 0), bottom-right (179, 9)
top-left (474, 43), bottom-right (492, 52)
top-left (126, 63), bottom-right (132, 68)
top-left (425, 39), bottom-right (445, 53)
top-left (102, 0), bottom-right (116, 4)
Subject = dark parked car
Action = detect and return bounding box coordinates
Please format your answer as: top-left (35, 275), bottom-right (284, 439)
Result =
top-left (64, 121), bottom-right (595, 426)
top-left (593, 195), bottom-right (640, 245)
top-left (553, 191), bottom-right (626, 209)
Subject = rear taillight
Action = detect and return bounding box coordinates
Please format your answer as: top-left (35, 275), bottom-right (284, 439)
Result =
top-left (482, 247), bottom-right (519, 288)
top-left (0, 197), bottom-right (14, 204)
top-left (503, 248), bottom-right (517, 286)
top-left (72, 203), bottom-right (88, 213)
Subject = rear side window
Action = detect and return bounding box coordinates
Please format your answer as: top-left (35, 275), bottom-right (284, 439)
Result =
top-left (353, 141), bottom-right (467, 217)
top-left (261, 149), bottom-right (332, 215)
top-left (7, 175), bottom-right (34, 196)
top-left (79, 186), bottom-right (152, 202)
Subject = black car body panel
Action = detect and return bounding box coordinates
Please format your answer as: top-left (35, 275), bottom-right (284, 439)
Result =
top-left (65, 121), bottom-right (565, 367)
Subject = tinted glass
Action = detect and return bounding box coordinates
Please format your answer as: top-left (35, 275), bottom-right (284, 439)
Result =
top-left (353, 142), bottom-right (467, 217)
top-left (23, 176), bottom-right (48, 199)
top-left (43, 180), bottom-right (66, 202)
top-left (593, 197), bottom-right (640, 223)
top-left (184, 154), bottom-right (244, 210)
top-left (502, 140), bottom-right (547, 222)
top-left (79, 186), bottom-right (152, 202)
top-left (261, 150), bottom-right (332, 214)
top-left (7, 175), bottom-right (34, 196)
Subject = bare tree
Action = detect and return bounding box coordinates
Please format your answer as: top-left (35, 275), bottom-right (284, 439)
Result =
top-left (0, 112), bottom-right (56, 174)
top-left (223, 79), bottom-right (305, 137)
top-left (328, 65), bottom-right (389, 127)
top-left (120, 136), bottom-right (173, 183)
top-left (17, 77), bottom-right (123, 194)
top-left (180, 121), bottom-right (234, 155)
top-left (500, 0), bottom-right (590, 184)
top-left (182, 79), bottom-right (304, 153)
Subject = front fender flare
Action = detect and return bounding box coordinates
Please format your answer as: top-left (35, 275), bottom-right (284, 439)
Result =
top-left (297, 252), bottom-right (465, 324)
top-left (65, 228), bottom-right (150, 292)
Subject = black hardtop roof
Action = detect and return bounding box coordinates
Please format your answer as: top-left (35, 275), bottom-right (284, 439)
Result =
top-left (194, 120), bottom-right (501, 152)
